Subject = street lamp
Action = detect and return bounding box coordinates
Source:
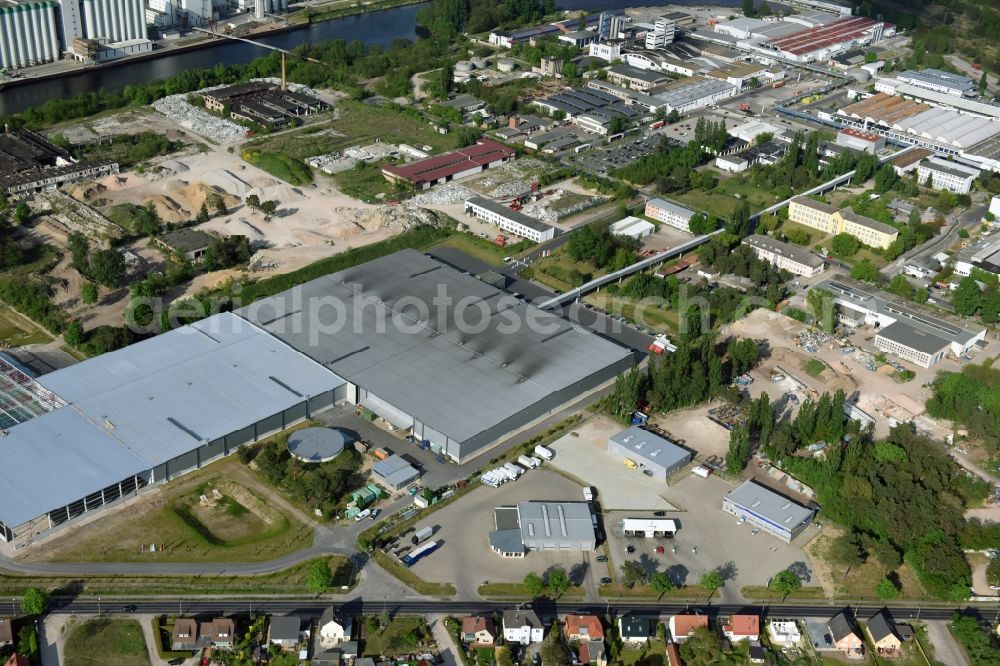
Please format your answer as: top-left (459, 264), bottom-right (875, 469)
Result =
top-left (98, 597), bottom-right (101, 615)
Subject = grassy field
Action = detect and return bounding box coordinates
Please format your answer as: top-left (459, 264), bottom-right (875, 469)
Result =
top-left (362, 615), bottom-right (430, 656)
top-left (618, 638), bottom-right (667, 666)
top-left (477, 582), bottom-right (586, 598)
top-left (244, 100), bottom-right (462, 164)
top-left (334, 162), bottom-right (401, 203)
top-left (242, 149), bottom-right (314, 186)
top-left (0, 304), bottom-right (53, 346)
top-left (43, 458), bottom-right (312, 563)
top-left (740, 585), bottom-right (829, 600)
top-left (673, 175), bottom-right (780, 218)
top-left (430, 234), bottom-right (535, 266)
top-left (64, 619), bottom-right (151, 666)
top-left (587, 293), bottom-right (680, 334)
top-left (0, 555), bottom-right (348, 597)
top-left (804, 358), bottom-right (827, 378)
top-left (597, 583), bottom-right (710, 599)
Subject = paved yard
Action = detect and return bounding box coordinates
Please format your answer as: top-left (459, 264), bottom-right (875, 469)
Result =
top-left (548, 417), bottom-right (679, 511)
top-left (408, 469), bottom-right (598, 599)
top-left (922, 620), bottom-right (970, 666)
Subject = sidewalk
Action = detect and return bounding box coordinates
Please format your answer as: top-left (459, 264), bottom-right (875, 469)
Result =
top-left (428, 615), bottom-right (461, 666)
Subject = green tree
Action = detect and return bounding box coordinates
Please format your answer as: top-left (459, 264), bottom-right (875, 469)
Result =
top-left (260, 199), bottom-right (279, 221)
top-left (197, 202), bottom-right (210, 224)
top-left (807, 288), bottom-right (835, 332)
top-left (246, 193), bottom-right (261, 212)
top-left (90, 249), bottom-right (126, 288)
top-left (14, 202), bottom-right (31, 224)
top-left (850, 258), bottom-right (879, 283)
top-left (546, 567), bottom-right (570, 598)
top-left (876, 577), bottom-right (899, 600)
top-left (523, 572), bottom-right (546, 597)
top-left (650, 571), bottom-right (674, 598)
top-left (953, 276), bottom-right (982, 316)
top-left (741, 0), bottom-right (755, 17)
top-left (213, 195), bottom-right (228, 216)
top-left (64, 321), bottom-right (84, 346)
top-left (771, 568), bottom-right (802, 599)
top-left (21, 587), bottom-right (47, 615)
top-left (979, 72), bottom-right (988, 96)
top-left (307, 559), bottom-right (334, 594)
top-left (725, 425), bottom-right (751, 475)
top-left (829, 533), bottom-right (865, 576)
top-left (620, 561), bottom-right (647, 587)
top-left (700, 570), bottom-right (723, 599)
top-left (987, 557), bottom-right (1000, 588)
top-left (80, 282), bottom-right (98, 305)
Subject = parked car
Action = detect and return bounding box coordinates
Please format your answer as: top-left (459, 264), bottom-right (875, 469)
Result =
top-left (596, 555), bottom-right (608, 562)
top-left (355, 509), bottom-right (372, 521)
top-left (122, 604), bottom-right (137, 612)
top-left (600, 577), bottom-right (612, 584)
top-left (369, 509), bottom-right (381, 520)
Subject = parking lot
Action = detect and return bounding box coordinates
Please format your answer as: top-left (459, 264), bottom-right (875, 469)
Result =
top-left (569, 133), bottom-right (682, 177)
top-left (548, 416), bottom-right (680, 512)
top-left (408, 468), bottom-right (599, 598)
top-left (603, 472), bottom-right (816, 597)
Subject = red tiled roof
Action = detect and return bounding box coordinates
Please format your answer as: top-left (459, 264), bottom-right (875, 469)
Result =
top-left (767, 16), bottom-right (881, 57)
top-left (566, 615), bottom-right (604, 640)
top-left (665, 643), bottom-right (683, 666)
top-left (839, 127), bottom-right (882, 142)
top-left (725, 615), bottom-right (760, 637)
top-left (462, 616), bottom-right (494, 635)
top-left (382, 139), bottom-right (514, 186)
top-left (671, 615), bottom-right (708, 638)
top-left (4, 656), bottom-right (30, 666)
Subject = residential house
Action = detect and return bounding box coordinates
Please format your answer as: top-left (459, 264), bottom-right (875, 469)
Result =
top-left (199, 619), bottom-right (236, 648)
top-left (828, 611), bottom-right (865, 659)
top-left (767, 620), bottom-right (801, 647)
top-left (462, 616), bottom-right (496, 646)
top-left (318, 606), bottom-right (351, 645)
top-left (565, 615), bottom-right (604, 643)
top-left (665, 643), bottom-right (683, 666)
top-left (619, 615), bottom-right (657, 644)
top-left (865, 610), bottom-right (902, 657)
top-left (723, 615), bottom-right (760, 642)
top-left (0, 618), bottom-right (11, 647)
top-left (668, 615), bottom-right (708, 643)
top-left (268, 616), bottom-right (302, 651)
top-left (503, 609), bottom-right (544, 645)
top-left (578, 639), bottom-right (607, 666)
top-left (171, 618), bottom-right (199, 651)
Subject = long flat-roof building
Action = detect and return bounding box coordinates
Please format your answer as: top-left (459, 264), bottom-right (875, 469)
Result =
top-left (0, 128), bottom-right (118, 197)
top-left (607, 426), bottom-right (692, 482)
top-left (916, 157), bottom-right (980, 194)
top-left (815, 276), bottom-right (987, 367)
top-left (463, 196), bottom-right (557, 243)
top-left (896, 68), bottom-right (976, 97)
top-left (787, 197), bottom-right (898, 249)
top-left (239, 250), bottom-right (633, 462)
top-left (954, 234), bottom-right (1000, 278)
top-left (722, 480), bottom-right (815, 543)
top-left (742, 234), bottom-right (826, 277)
top-left (381, 139), bottom-right (515, 191)
top-left (490, 501), bottom-right (596, 556)
top-left (645, 198), bottom-right (696, 233)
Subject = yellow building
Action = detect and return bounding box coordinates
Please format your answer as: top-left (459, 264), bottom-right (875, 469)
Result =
top-left (787, 196), bottom-right (898, 250)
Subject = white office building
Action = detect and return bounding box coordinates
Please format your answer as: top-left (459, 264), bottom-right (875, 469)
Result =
top-left (742, 235), bottom-right (826, 277)
top-left (896, 68), bottom-right (976, 97)
top-left (645, 198), bottom-right (696, 233)
top-left (916, 157), bottom-right (980, 194)
top-left (0, 1), bottom-right (61, 69)
top-left (463, 197), bottom-right (557, 243)
top-left (644, 16), bottom-right (676, 50)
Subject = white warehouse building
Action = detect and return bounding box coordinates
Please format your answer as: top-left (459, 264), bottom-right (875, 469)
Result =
top-left (0, 1), bottom-right (61, 70)
top-left (916, 157), bottom-right (980, 194)
top-left (463, 196), bottom-right (557, 243)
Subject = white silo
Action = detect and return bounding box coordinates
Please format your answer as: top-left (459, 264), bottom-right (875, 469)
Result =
top-left (0, 9), bottom-right (10, 67)
top-left (254, 0), bottom-right (263, 19)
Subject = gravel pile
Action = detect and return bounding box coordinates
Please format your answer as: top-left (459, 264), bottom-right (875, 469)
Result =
top-left (152, 93), bottom-right (245, 142)
top-left (409, 183), bottom-right (476, 206)
top-left (520, 189), bottom-right (600, 223)
top-left (486, 179), bottom-right (531, 199)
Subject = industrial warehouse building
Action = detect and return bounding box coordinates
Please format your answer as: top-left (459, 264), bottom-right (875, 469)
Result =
top-left (814, 276), bottom-right (987, 368)
top-left (490, 501), bottom-right (596, 556)
top-left (0, 250), bottom-right (631, 543)
top-left (463, 196), bottom-right (557, 243)
top-left (381, 139), bottom-right (515, 190)
top-left (607, 426), bottom-right (692, 481)
top-left (722, 481), bottom-right (815, 543)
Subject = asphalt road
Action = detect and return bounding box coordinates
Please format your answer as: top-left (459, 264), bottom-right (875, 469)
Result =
top-left (45, 598), bottom-right (1000, 624)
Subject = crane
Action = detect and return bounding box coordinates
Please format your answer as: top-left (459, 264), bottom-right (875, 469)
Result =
top-left (192, 25), bottom-right (327, 91)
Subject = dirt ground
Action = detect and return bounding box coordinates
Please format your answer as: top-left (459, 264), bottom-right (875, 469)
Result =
top-left (723, 309), bottom-right (945, 439)
top-left (651, 402), bottom-right (731, 463)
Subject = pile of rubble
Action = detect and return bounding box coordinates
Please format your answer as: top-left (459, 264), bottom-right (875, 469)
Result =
top-left (520, 189), bottom-right (600, 224)
top-left (152, 93), bottom-right (245, 142)
top-left (331, 204), bottom-right (446, 233)
top-left (409, 183), bottom-right (476, 206)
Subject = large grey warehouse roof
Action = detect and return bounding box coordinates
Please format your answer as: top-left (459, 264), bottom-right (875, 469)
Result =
top-left (876, 321), bottom-right (950, 355)
top-left (725, 481), bottom-right (814, 529)
top-left (238, 250), bottom-right (632, 446)
top-left (517, 501), bottom-right (594, 542)
top-left (609, 425), bottom-right (691, 470)
top-left (0, 313), bottom-right (346, 529)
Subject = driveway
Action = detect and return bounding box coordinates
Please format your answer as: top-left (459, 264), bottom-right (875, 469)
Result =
top-left (921, 620), bottom-right (970, 666)
top-left (428, 614), bottom-right (461, 666)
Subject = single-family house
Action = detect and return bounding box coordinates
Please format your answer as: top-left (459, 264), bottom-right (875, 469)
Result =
top-left (865, 610), bottom-right (902, 657)
top-left (619, 615), bottom-right (657, 644)
top-left (318, 607), bottom-right (351, 645)
top-left (565, 615), bottom-right (604, 643)
top-left (0, 618), bottom-right (12, 647)
top-left (462, 616), bottom-right (496, 646)
top-left (199, 619), bottom-right (236, 648)
top-left (723, 614), bottom-right (760, 641)
top-left (665, 643), bottom-right (683, 666)
top-left (268, 616), bottom-right (302, 651)
top-left (668, 615), bottom-right (708, 643)
top-left (578, 639), bottom-right (607, 666)
top-left (171, 618), bottom-right (199, 651)
top-left (828, 611), bottom-right (865, 659)
top-left (503, 609), bottom-right (544, 645)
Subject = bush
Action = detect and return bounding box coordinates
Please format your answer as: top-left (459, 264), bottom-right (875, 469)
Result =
top-left (242, 150), bottom-right (313, 186)
top-left (831, 233), bottom-right (860, 257)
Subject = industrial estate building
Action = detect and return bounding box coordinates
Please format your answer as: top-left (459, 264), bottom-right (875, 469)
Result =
top-left (0, 250), bottom-right (630, 542)
top-left (0, 128), bottom-right (119, 197)
top-left (741, 234), bottom-right (826, 277)
top-left (722, 480), bottom-right (815, 543)
top-left (381, 139), bottom-right (515, 191)
top-left (713, 12), bottom-right (888, 63)
top-left (621, 517), bottom-right (678, 537)
top-left (608, 216), bottom-right (655, 240)
top-left (644, 198), bottom-right (696, 233)
top-left (915, 157), bottom-right (980, 194)
top-left (463, 196), bottom-right (557, 243)
top-left (815, 276), bottom-right (987, 368)
top-left (201, 82), bottom-right (329, 130)
top-left (787, 196), bottom-right (899, 249)
top-left (835, 127), bottom-right (885, 153)
top-left (954, 234), bottom-right (1000, 278)
top-left (490, 501), bottom-right (596, 556)
top-left (896, 68), bottom-right (976, 97)
top-left (607, 426), bottom-right (692, 482)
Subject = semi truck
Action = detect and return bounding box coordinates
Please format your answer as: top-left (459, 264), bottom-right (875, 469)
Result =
top-left (402, 540), bottom-right (440, 567)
